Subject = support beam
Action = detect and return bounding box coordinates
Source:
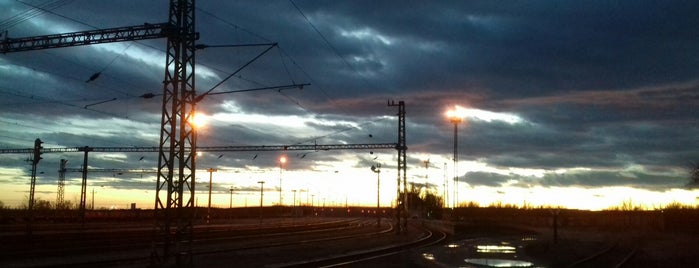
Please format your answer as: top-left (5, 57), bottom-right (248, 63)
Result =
top-left (151, 1), bottom-right (198, 266)
top-left (79, 147), bottom-right (92, 226)
top-left (0, 143), bottom-right (398, 154)
top-left (388, 100), bottom-right (407, 233)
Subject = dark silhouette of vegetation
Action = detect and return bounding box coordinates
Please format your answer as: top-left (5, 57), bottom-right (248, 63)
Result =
top-left (397, 183), bottom-right (444, 219)
top-left (688, 161), bottom-right (699, 188)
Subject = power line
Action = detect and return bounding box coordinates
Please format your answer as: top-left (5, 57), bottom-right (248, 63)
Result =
top-left (195, 7), bottom-right (331, 105)
top-left (195, 5), bottom-right (364, 132)
top-left (13, 0), bottom-right (88, 30)
top-left (0, 0), bottom-right (74, 31)
top-left (288, 0), bottom-right (379, 93)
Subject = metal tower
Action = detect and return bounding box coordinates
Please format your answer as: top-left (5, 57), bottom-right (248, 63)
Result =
top-left (56, 159), bottom-right (67, 209)
top-left (151, 1), bottom-right (198, 266)
top-left (1, 1), bottom-right (197, 265)
top-left (388, 100), bottom-right (407, 232)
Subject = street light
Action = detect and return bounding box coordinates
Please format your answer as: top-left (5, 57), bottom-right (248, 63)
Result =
top-left (279, 155), bottom-right (286, 206)
top-left (206, 168), bottom-right (217, 224)
top-left (292, 189), bottom-right (297, 208)
top-left (423, 159), bottom-right (430, 197)
top-left (446, 106), bottom-right (465, 208)
top-left (229, 186), bottom-right (235, 209)
top-left (371, 163), bottom-right (381, 227)
top-left (258, 181), bottom-right (265, 224)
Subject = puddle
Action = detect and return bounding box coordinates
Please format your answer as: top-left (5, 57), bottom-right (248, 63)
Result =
top-left (420, 235), bottom-right (545, 267)
top-left (464, 258), bottom-right (535, 267)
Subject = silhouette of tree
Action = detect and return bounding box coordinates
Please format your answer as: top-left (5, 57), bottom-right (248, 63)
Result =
top-left (687, 161), bottom-right (699, 188)
top-left (422, 193), bottom-right (443, 219)
top-left (55, 200), bottom-right (74, 210)
top-left (34, 199), bottom-right (52, 210)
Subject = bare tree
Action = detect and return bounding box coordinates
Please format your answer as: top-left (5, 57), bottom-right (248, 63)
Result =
top-left (687, 161), bottom-right (699, 188)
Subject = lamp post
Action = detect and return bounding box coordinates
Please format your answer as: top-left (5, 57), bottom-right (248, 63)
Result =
top-left (443, 162), bottom-right (448, 208)
top-left (234, 186), bottom-right (235, 208)
top-left (292, 190), bottom-right (297, 208)
top-left (446, 106), bottom-right (464, 208)
top-left (258, 181), bottom-right (265, 224)
top-left (206, 168), bottom-right (217, 224)
top-left (423, 159), bottom-right (430, 196)
top-left (371, 163), bottom-right (381, 227)
top-left (279, 156), bottom-right (286, 206)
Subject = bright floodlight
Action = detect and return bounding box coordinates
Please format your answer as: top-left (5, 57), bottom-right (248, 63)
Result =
top-left (279, 156), bottom-right (287, 164)
top-left (445, 105), bottom-right (466, 123)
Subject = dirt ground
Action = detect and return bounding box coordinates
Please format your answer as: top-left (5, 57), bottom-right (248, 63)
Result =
top-left (524, 227), bottom-right (699, 267)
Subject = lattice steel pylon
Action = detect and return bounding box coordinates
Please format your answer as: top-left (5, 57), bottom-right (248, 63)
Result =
top-left (0, 1), bottom-right (197, 266)
top-left (56, 159), bottom-right (67, 209)
top-left (151, 1), bottom-right (198, 266)
top-left (388, 100), bottom-right (407, 233)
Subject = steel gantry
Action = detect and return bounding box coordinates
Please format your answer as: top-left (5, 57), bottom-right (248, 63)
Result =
top-left (1, 1), bottom-right (410, 265)
top-left (0, 143), bottom-right (398, 155)
top-left (1, 0), bottom-right (198, 265)
top-left (1, 142), bottom-right (400, 221)
top-left (388, 100), bottom-right (408, 233)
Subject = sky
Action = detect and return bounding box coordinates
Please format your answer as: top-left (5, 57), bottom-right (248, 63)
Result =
top-left (0, 0), bottom-right (698, 211)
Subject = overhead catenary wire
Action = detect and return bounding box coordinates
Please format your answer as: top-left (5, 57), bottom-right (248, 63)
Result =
top-left (4, 2), bottom-right (391, 150)
top-left (13, 0), bottom-right (90, 30)
top-left (6, 3), bottom-right (305, 107)
top-left (195, 42), bottom-right (279, 102)
top-left (0, 0), bottom-right (74, 31)
top-left (196, 7), bottom-right (327, 105)
top-left (288, 0), bottom-right (380, 93)
top-left (196, 5), bottom-right (382, 144)
top-left (0, 85), bottom-right (129, 118)
top-left (0, 117), bottom-right (135, 147)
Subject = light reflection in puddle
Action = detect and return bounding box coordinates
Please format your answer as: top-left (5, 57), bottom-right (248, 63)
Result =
top-left (476, 245), bottom-right (517, 254)
top-left (464, 258), bottom-right (535, 267)
top-left (421, 235), bottom-right (545, 267)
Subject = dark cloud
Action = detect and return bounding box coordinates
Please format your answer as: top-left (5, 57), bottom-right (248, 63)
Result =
top-left (1, 1), bottom-right (698, 205)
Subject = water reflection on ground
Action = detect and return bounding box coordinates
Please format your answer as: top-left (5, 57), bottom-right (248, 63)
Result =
top-left (421, 235), bottom-right (545, 267)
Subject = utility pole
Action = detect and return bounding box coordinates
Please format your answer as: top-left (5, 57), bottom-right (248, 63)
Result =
top-left (26, 138), bottom-right (43, 236)
top-left (279, 156), bottom-right (286, 206)
top-left (258, 181), bottom-right (265, 224)
top-left (79, 146), bottom-right (92, 226)
top-left (371, 164), bottom-right (381, 227)
top-left (229, 186), bottom-right (234, 209)
top-left (388, 100), bottom-right (407, 233)
top-left (207, 168), bottom-right (217, 224)
top-left (423, 159), bottom-right (430, 196)
top-left (443, 162), bottom-right (448, 208)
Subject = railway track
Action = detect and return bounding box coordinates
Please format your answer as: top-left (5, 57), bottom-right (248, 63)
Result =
top-left (1, 217), bottom-right (373, 267)
top-left (2, 217), bottom-right (447, 268)
top-left (275, 225), bottom-right (448, 268)
top-left (566, 239), bottom-right (638, 268)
